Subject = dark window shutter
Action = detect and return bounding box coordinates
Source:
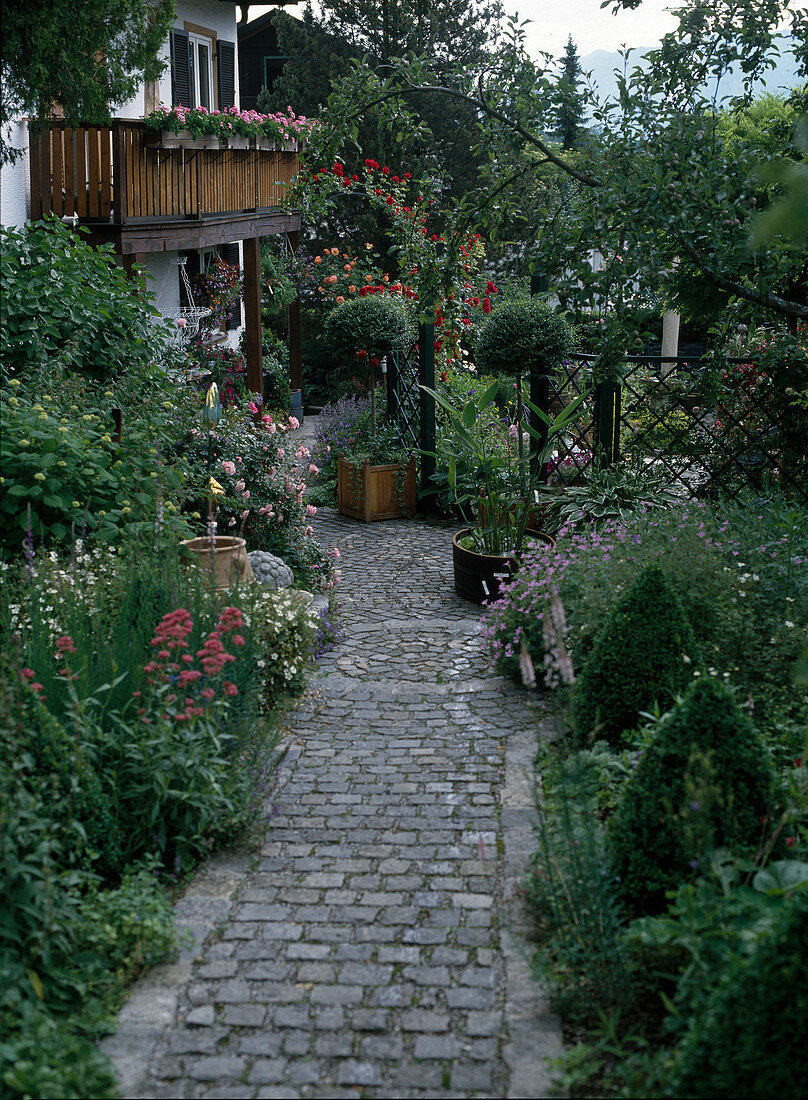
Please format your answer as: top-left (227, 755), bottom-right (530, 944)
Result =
top-left (171, 30), bottom-right (192, 108)
top-left (218, 41), bottom-right (236, 109)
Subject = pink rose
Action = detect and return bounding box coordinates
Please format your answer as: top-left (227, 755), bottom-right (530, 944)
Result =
top-left (222, 460), bottom-right (236, 476)
top-left (306, 504), bottom-right (317, 516)
top-left (309, 464), bottom-right (319, 475)
top-left (288, 415), bottom-right (300, 429)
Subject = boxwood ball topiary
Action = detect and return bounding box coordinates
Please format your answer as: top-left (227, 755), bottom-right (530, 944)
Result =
top-left (607, 676), bottom-right (778, 915)
top-left (475, 298), bottom-right (576, 378)
top-left (323, 295), bottom-right (415, 356)
top-left (572, 564), bottom-right (697, 746)
top-left (669, 895), bottom-right (808, 1098)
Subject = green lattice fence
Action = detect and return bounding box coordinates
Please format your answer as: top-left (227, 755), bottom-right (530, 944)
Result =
top-left (542, 354), bottom-right (808, 503)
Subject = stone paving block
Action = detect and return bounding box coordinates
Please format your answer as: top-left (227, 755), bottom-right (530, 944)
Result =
top-left (247, 1059), bottom-right (288, 1084)
top-left (400, 1009), bottom-right (450, 1033)
top-left (309, 984), bottom-right (364, 1006)
top-left (336, 1060), bottom-right (382, 1086)
top-left (220, 1004), bottom-right (267, 1028)
top-left (350, 1008), bottom-right (390, 1032)
top-left (186, 1057), bottom-right (246, 1081)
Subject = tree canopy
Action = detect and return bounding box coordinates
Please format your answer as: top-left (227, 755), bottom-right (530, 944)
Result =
top-left (300, 0), bottom-right (807, 330)
top-left (0, 0), bottom-right (175, 165)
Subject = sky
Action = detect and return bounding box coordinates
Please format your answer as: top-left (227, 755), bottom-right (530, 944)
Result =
top-left (246, 0), bottom-right (680, 62)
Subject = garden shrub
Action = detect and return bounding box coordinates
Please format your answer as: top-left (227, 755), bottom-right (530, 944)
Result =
top-left (0, 381), bottom-right (188, 553)
top-left (607, 677), bottom-right (778, 915)
top-left (553, 462), bottom-right (684, 530)
top-left (572, 565), bottom-right (698, 745)
top-left (668, 894), bottom-right (808, 1098)
top-left (0, 218), bottom-right (167, 384)
top-left (0, 657), bottom-right (122, 873)
top-left (323, 294), bottom-right (415, 356)
top-left (251, 589), bottom-right (319, 706)
top-left (525, 747), bottom-right (634, 1024)
top-left (484, 499), bottom-right (807, 752)
top-left (475, 297), bottom-right (576, 378)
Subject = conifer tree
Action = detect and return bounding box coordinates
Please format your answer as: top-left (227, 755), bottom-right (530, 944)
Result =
top-left (556, 36), bottom-right (585, 150)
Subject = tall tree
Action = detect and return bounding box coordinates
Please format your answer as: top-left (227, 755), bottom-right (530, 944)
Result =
top-left (265, 1), bottom-right (505, 260)
top-left (0, 0), bottom-right (175, 165)
top-left (308, 0), bottom-right (808, 326)
top-left (556, 36), bottom-right (585, 150)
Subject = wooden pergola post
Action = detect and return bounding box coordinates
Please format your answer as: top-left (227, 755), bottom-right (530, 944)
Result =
top-left (286, 229), bottom-right (303, 395)
top-left (243, 235), bottom-right (263, 397)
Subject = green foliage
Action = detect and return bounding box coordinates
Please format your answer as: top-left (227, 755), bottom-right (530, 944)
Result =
top-left (554, 463), bottom-right (685, 530)
top-left (0, 660), bottom-right (121, 873)
top-left (475, 298), bottom-right (577, 379)
top-left (323, 294), bottom-right (415, 355)
top-left (608, 678), bottom-right (778, 915)
top-left (1, 1000), bottom-right (118, 1099)
top-left (668, 897), bottom-right (808, 1098)
top-left (0, 219), bottom-right (169, 383)
top-left (263, 353), bottom-right (293, 413)
top-left (525, 747), bottom-right (633, 1024)
top-left (0, 384), bottom-right (187, 552)
top-left (0, 0), bottom-right (174, 165)
top-left (573, 565), bottom-right (698, 746)
top-left (627, 869), bottom-right (808, 1099)
top-left (486, 498), bottom-right (808, 752)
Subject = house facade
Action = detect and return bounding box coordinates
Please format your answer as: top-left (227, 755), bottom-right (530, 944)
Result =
top-left (0, 0), bottom-right (303, 397)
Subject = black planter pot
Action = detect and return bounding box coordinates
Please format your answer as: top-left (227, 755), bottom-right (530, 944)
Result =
top-left (452, 527), bottom-right (555, 605)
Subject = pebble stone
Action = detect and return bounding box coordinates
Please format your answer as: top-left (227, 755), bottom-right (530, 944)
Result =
top-left (105, 502), bottom-right (561, 1099)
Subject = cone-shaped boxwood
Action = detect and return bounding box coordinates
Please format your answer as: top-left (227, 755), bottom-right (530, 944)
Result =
top-left (669, 895), bottom-right (808, 1098)
top-left (572, 564), bottom-right (697, 746)
top-left (607, 676), bottom-right (777, 915)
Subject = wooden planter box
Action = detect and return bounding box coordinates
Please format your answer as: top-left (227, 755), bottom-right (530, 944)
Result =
top-left (146, 129), bottom-right (220, 150)
top-left (338, 456), bottom-right (416, 522)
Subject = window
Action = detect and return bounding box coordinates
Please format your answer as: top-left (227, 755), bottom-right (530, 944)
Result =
top-left (188, 34), bottom-right (214, 111)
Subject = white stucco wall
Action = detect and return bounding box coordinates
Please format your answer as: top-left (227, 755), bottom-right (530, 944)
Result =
top-left (117, 2), bottom-right (240, 119)
top-left (0, 121), bottom-right (31, 229)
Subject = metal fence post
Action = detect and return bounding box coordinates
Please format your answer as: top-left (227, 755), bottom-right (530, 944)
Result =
top-left (419, 318), bottom-right (436, 500)
top-left (594, 381), bottom-right (621, 468)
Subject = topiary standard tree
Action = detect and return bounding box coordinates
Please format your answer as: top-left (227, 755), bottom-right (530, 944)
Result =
top-left (668, 894), bottom-right (808, 1098)
top-left (572, 564), bottom-right (698, 746)
top-left (475, 297), bottom-right (576, 379)
top-left (607, 676), bottom-right (778, 915)
top-left (323, 294), bottom-right (415, 357)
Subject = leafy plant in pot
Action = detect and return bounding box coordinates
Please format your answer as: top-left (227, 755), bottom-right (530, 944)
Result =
top-left (423, 379), bottom-right (588, 603)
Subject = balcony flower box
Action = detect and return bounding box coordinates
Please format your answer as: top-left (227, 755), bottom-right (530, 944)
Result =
top-left (146, 129), bottom-right (219, 151)
top-left (221, 134), bottom-right (250, 150)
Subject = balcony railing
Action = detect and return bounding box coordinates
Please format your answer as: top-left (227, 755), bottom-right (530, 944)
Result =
top-left (28, 120), bottom-right (298, 224)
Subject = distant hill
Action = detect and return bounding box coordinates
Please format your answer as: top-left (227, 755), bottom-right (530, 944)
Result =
top-left (580, 36), bottom-right (804, 105)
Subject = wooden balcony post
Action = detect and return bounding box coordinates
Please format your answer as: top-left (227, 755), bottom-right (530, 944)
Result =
top-left (287, 229), bottom-right (303, 394)
top-left (111, 121), bottom-right (128, 224)
top-left (243, 235), bottom-right (263, 398)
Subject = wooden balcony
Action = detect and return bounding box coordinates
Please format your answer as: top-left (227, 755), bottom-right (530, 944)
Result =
top-left (28, 119), bottom-right (300, 254)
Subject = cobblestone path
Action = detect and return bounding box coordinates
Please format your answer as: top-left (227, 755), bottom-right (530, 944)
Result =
top-left (108, 509), bottom-right (559, 1099)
